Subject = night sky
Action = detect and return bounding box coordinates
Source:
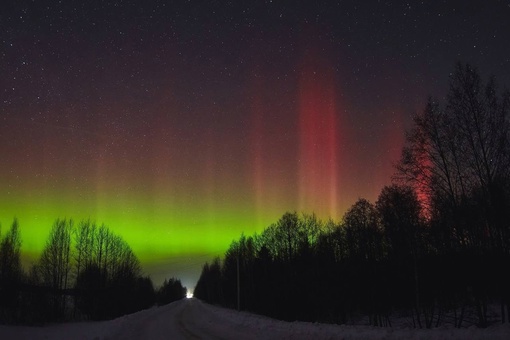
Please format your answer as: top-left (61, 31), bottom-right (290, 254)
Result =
top-left (2, 1), bottom-right (509, 289)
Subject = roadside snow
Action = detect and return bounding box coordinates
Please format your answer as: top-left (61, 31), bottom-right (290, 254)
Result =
top-left (1, 299), bottom-right (510, 339)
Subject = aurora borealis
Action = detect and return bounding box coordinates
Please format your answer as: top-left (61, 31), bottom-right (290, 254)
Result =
top-left (1, 1), bottom-right (509, 289)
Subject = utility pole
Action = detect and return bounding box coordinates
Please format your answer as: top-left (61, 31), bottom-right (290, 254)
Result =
top-left (237, 251), bottom-right (241, 311)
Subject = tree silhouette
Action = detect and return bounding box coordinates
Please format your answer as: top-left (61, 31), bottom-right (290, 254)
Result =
top-left (195, 64), bottom-right (510, 328)
top-left (343, 199), bottom-right (383, 262)
top-left (73, 222), bottom-right (145, 320)
top-left (397, 63), bottom-right (510, 253)
top-left (38, 218), bottom-right (73, 320)
top-left (0, 217), bottom-right (166, 324)
top-left (376, 185), bottom-right (426, 326)
top-left (195, 257), bottom-right (224, 306)
top-left (0, 218), bottom-right (23, 322)
top-left (395, 63), bottom-right (510, 327)
top-left (156, 277), bottom-right (186, 306)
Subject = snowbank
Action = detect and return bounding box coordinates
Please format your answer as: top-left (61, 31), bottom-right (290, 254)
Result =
top-left (1, 299), bottom-right (509, 339)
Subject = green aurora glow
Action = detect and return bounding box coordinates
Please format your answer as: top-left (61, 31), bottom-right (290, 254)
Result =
top-left (4, 1), bottom-right (506, 289)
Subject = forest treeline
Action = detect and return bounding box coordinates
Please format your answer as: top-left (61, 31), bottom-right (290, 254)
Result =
top-left (195, 63), bottom-right (510, 328)
top-left (0, 219), bottom-right (186, 324)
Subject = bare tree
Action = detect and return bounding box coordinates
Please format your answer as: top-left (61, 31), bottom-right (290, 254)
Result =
top-left (447, 64), bottom-right (510, 250)
top-left (343, 199), bottom-right (383, 261)
top-left (0, 218), bottom-right (23, 320)
top-left (0, 218), bottom-right (22, 282)
top-left (39, 218), bottom-right (73, 318)
top-left (376, 185), bottom-right (428, 327)
top-left (396, 63), bottom-right (510, 252)
top-left (73, 219), bottom-right (96, 281)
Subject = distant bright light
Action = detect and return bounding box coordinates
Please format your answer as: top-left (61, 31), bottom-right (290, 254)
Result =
top-left (186, 290), bottom-right (193, 299)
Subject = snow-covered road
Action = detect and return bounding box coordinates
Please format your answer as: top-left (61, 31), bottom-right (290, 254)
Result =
top-left (2, 298), bottom-right (510, 339)
top-left (111, 298), bottom-right (257, 339)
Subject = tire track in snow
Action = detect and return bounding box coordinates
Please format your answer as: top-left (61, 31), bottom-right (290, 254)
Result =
top-left (176, 299), bottom-right (224, 340)
top-left (176, 302), bottom-right (201, 339)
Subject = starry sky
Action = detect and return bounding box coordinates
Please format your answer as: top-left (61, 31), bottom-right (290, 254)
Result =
top-left (1, 0), bottom-right (509, 289)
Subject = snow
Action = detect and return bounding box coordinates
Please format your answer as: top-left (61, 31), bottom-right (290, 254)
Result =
top-left (1, 299), bottom-right (510, 339)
